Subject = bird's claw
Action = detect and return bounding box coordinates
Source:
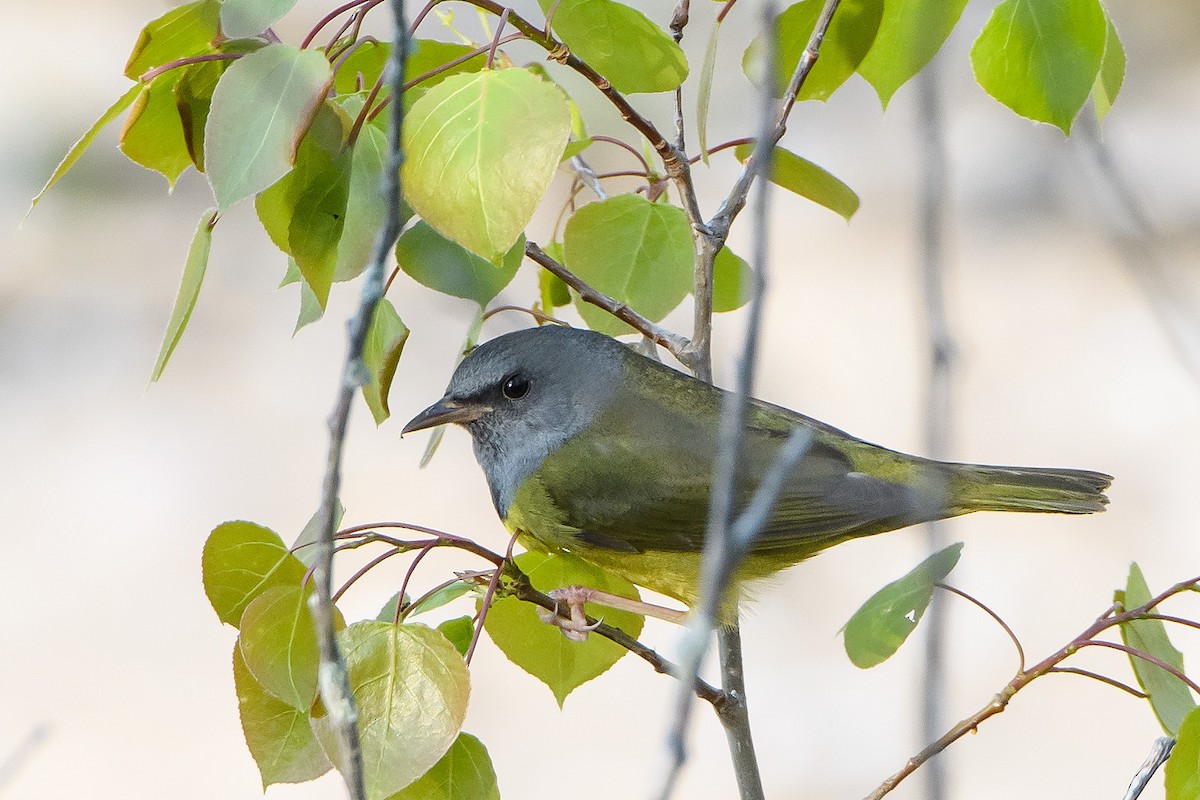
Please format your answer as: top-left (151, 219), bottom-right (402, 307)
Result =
top-left (537, 586), bottom-right (603, 641)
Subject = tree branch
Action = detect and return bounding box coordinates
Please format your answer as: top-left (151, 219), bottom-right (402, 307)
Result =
top-left (1122, 737), bottom-right (1176, 800)
top-left (307, 6), bottom-right (409, 798)
top-left (524, 240), bottom-right (692, 358)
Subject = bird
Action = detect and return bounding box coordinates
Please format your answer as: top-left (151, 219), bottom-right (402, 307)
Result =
top-left (403, 325), bottom-right (1111, 621)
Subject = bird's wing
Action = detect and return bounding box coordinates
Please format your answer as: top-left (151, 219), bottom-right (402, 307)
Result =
top-left (533, 386), bottom-right (920, 555)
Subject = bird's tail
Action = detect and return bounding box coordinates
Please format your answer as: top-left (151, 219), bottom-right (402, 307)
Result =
top-left (951, 463), bottom-right (1112, 515)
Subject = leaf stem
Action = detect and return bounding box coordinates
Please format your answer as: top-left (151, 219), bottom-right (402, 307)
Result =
top-left (301, 0), bottom-right (382, 50)
top-left (139, 52), bottom-right (241, 83)
top-left (936, 582), bottom-right (1025, 672)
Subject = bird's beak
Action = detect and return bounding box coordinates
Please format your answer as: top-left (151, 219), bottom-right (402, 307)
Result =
top-left (402, 397), bottom-right (491, 435)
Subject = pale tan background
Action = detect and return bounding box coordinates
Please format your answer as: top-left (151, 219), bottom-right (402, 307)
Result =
top-left (3, 1), bottom-right (1199, 799)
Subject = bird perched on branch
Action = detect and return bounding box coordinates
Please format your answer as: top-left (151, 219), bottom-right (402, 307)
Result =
top-left (404, 325), bottom-right (1111, 623)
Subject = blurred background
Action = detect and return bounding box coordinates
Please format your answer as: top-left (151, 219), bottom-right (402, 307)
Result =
top-left (3, 0), bottom-right (1199, 798)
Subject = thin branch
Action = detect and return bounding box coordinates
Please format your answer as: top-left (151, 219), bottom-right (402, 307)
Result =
top-left (1077, 640), bottom-right (1200, 695)
top-left (590, 134), bottom-right (653, 175)
top-left (0, 724), bottom-right (50, 791)
top-left (936, 583), bottom-right (1024, 673)
top-left (1045, 667), bottom-right (1146, 699)
top-left (524, 241), bottom-right (692, 358)
top-left (139, 53), bottom-right (241, 82)
top-left (332, 546), bottom-right (404, 602)
top-left (480, 304), bottom-right (566, 326)
top-left (302, 0), bottom-right (382, 49)
top-left (1122, 737), bottom-right (1176, 800)
top-left (307, 9), bottom-right (408, 797)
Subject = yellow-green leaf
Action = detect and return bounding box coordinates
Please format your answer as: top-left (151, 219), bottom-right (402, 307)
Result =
top-left (402, 68), bottom-right (571, 260)
top-left (734, 144), bottom-right (859, 220)
top-left (125, 0), bottom-right (221, 79)
top-left (483, 551), bottom-right (643, 706)
top-left (28, 84), bottom-right (142, 214)
top-left (1167, 707), bottom-right (1200, 800)
top-left (744, 0), bottom-right (884, 101)
top-left (970, 0), bottom-right (1107, 134)
top-left (151, 208), bottom-right (216, 382)
top-left (311, 622), bottom-right (470, 800)
top-left (856, 0), bottom-right (969, 107)
top-left (201, 520), bottom-right (309, 627)
top-left (1092, 14), bottom-right (1125, 122)
top-left (206, 44), bottom-right (332, 208)
top-left (237, 584), bottom-right (340, 710)
top-left (712, 246), bottom-right (752, 313)
top-left (121, 72), bottom-right (193, 187)
top-left (389, 733), bottom-right (499, 800)
top-left (539, 0), bottom-right (688, 94)
top-left (233, 645), bottom-right (332, 788)
top-left (361, 299), bottom-right (410, 425)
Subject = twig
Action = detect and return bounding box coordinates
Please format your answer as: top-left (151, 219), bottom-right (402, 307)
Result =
top-left (523, 241), bottom-right (692, 358)
top-left (0, 724), bottom-right (50, 791)
top-left (1045, 667), bottom-right (1146, 698)
top-left (307, 7), bottom-right (408, 798)
top-left (1122, 737), bottom-right (1176, 800)
top-left (936, 583), bottom-right (1023, 672)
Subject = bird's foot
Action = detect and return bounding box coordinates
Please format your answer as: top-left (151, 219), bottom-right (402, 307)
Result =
top-left (536, 585), bottom-right (690, 641)
top-left (537, 586), bottom-right (603, 642)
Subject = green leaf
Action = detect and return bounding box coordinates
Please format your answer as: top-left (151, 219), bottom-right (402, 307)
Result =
top-left (312, 622), bottom-right (470, 800)
top-left (733, 144), bottom-right (859, 220)
top-left (712, 246), bottom-right (752, 313)
top-left (857, 0), bottom-right (968, 106)
top-left (843, 542), bottom-right (963, 668)
top-left (395, 223), bottom-right (524, 306)
top-left (29, 84), bottom-right (142, 213)
top-left (289, 148), bottom-right (352, 306)
top-left (220, 0), bottom-right (299, 38)
top-left (238, 585), bottom-right (325, 710)
top-left (387, 732), bottom-right (499, 800)
top-left (334, 121), bottom-right (389, 281)
top-left (151, 208), bottom-right (216, 382)
top-left (1092, 14), bottom-right (1125, 122)
top-left (744, 0), bottom-right (884, 101)
top-left (539, 0), bottom-right (688, 94)
top-left (280, 259), bottom-right (325, 333)
top-left (232, 645), bottom-right (332, 788)
top-left (970, 0), bottom-right (1107, 134)
top-left (409, 581), bottom-right (475, 618)
top-left (563, 194), bottom-right (693, 336)
top-left (1119, 563), bottom-right (1196, 735)
top-left (289, 500), bottom-right (344, 566)
top-left (539, 269), bottom-right (571, 310)
top-left (696, 18), bottom-right (723, 161)
top-left (436, 617), bottom-right (476, 658)
top-left (175, 58), bottom-right (229, 172)
top-left (119, 72), bottom-right (194, 186)
top-left (403, 68), bottom-right (571, 260)
top-left (125, 0), bottom-right (221, 80)
top-left (201, 520), bottom-right (309, 627)
top-left (561, 137), bottom-right (594, 162)
top-left (206, 44), bottom-right (333, 208)
top-left (1167, 706), bottom-right (1200, 800)
top-left (376, 592), bottom-right (408, 623)
top-left (483, 551), bottom-right (643, 705)
top-left (362, 299), bottom-right (411, 424)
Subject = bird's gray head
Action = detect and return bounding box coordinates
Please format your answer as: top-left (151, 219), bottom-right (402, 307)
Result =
top-left (403, 325), bottom-right (627, 513)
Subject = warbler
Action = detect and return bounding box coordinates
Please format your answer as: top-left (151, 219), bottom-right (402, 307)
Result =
top-left (404, 325), bottom-right (1110, 611)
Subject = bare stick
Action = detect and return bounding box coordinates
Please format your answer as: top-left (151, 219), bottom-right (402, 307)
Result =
top-left (1122, 737), bottom-right (1176, 800)
top-left (307, 7), bottom-right (408, 798)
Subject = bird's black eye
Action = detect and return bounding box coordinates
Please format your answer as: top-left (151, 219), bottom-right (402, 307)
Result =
top-left (502, 373), bottom-right (530, 400)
